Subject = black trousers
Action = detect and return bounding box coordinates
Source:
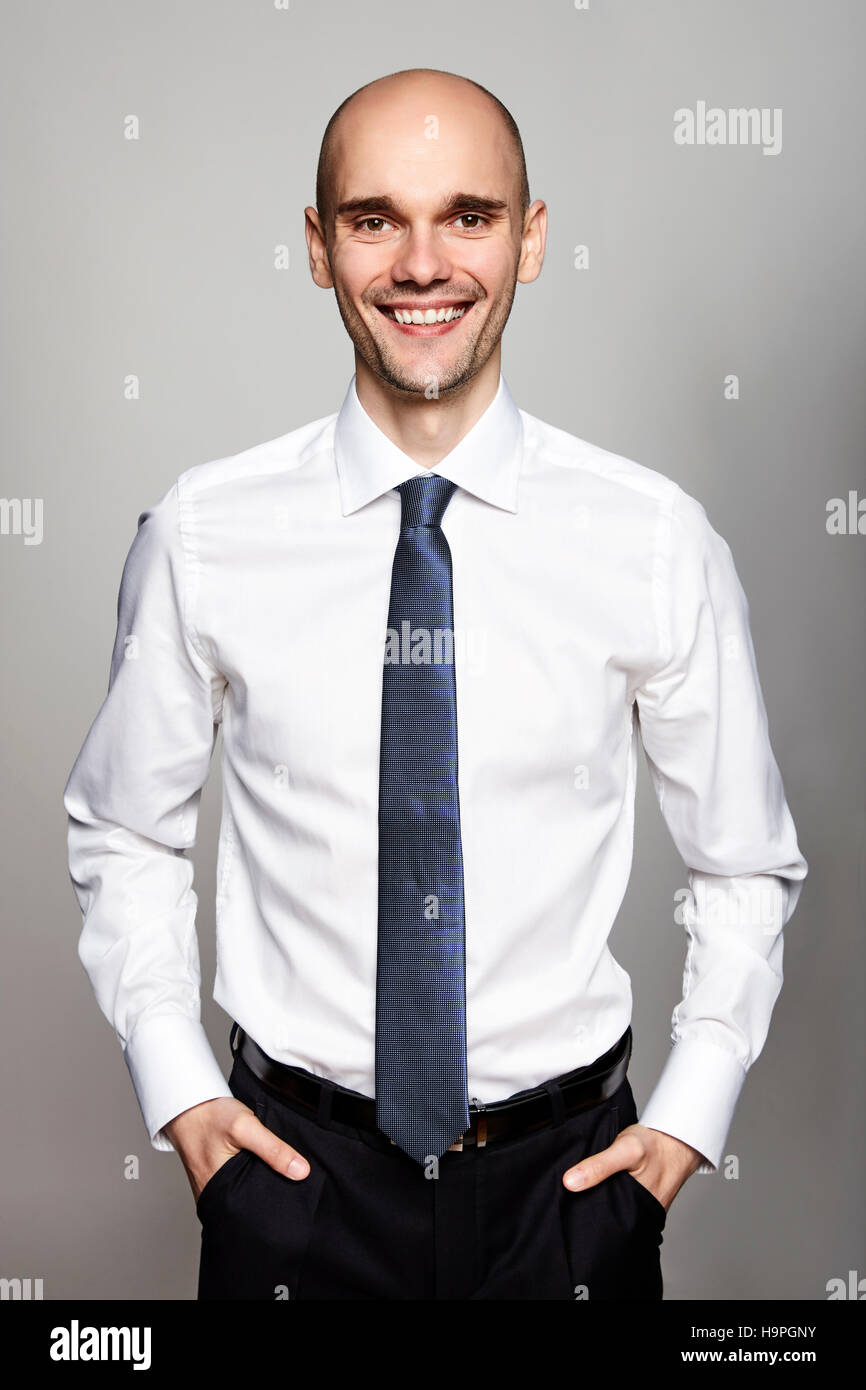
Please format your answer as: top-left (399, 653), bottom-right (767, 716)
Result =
top-left (197, 1045), bottom-right (666, 1301)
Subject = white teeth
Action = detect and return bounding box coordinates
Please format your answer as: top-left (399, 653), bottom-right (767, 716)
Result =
top-left (389, 304), bottom-right (468, 325)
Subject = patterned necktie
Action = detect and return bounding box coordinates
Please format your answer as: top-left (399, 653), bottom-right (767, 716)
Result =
top-left (375, 473), bottom-right (471, 1164)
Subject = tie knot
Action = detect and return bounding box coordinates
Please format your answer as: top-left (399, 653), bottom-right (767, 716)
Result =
top-left (397, 474), bottom-right (457, 529)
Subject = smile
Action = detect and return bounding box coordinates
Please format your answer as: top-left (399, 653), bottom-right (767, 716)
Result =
top-left (375, 301), bottom-right (474, 334)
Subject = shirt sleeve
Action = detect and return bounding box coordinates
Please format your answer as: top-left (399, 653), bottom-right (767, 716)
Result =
top-left (633, 485), bottom-right (808, 1170)
top-left (63, 480), bottom-right (233, 1152)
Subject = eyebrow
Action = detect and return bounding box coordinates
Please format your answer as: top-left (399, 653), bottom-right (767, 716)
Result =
top-left (334, 192), bottom-right (511, 220)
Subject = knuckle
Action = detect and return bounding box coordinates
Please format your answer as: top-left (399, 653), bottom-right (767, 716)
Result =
top-left (617, 1133), bottom-right (645, 1169)
top-left (227, 1110), bottom-right (256, 1147)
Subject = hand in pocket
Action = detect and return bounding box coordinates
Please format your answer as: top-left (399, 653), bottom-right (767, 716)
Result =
top-left (164, 1095), bottom-right (312, 1205)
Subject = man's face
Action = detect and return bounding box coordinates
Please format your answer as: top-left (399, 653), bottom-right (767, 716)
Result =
top-left (317, 80), bottom-right (529, 396)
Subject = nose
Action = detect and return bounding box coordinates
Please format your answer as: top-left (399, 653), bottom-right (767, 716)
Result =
top-left (388, 223), bottom-right (454, 290)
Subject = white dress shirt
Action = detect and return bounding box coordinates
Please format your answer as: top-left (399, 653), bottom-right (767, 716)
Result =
top-left (64, 372), bottom-right (808, 1170)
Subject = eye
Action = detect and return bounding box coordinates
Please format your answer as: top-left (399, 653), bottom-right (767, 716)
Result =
top-left (356, 217), bottom-right (393, 235)
top-left (453, 213), bottom-right (489, 230)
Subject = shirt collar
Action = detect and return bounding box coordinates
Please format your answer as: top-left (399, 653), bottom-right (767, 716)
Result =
top-left (334, 370), bottom-right (523, 515)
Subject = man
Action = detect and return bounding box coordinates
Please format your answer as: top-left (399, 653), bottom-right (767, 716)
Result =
top-left (64, 67), bottom-right (808, 1301)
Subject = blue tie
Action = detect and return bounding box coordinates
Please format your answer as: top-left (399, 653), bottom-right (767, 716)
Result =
top-left (375, 473), bottom-right (471, 1164)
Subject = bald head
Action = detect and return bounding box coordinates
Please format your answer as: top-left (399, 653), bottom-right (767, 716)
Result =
top-left (315, 68), bottom-right (530, 239)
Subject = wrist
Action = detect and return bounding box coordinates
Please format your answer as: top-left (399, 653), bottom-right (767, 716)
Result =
top-left (647, 1126), bottom-right (705, 1176)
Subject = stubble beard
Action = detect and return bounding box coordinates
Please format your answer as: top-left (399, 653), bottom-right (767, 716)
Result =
top-left (331, 276), bottom-right (518, 399)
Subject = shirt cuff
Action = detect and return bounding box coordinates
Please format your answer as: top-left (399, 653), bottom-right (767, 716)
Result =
top-left (637, 1035), bottom-right (747, 1171)
top-left (123, 1013), bottom-right (234, 1152)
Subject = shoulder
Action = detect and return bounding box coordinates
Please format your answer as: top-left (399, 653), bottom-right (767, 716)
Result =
top-left (126, 413), bottom-right (337, 563)
top-left (519, 407), bottom-right (688, 515)
top-left (173, 412), bottom-right (338, 504)
top-left (521, 406), bottom-right (731, 539)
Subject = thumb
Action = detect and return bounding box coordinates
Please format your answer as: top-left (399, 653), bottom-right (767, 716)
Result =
top-left (235, 1109), bottom-right (310, 1181)
top-left (562, 1132), bottom-right (641, 1193)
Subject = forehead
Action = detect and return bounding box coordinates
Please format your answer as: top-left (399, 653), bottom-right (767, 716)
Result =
top-left (330, 80), bottom-right (516, 207)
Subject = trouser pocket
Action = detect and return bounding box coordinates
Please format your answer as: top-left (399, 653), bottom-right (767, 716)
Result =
top-left (558, 1080), bottom-right (664, 1301)
top-left (197, 1060), bottom-right (327, 1301)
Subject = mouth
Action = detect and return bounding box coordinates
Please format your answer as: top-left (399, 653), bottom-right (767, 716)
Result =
top-left (374, 300), bottom-right (475, 336)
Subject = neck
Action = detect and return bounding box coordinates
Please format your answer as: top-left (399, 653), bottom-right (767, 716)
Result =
top-left (354, 351), bottom-right (501, 469)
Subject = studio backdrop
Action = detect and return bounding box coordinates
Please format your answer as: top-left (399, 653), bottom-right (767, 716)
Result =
top-left (1, 0), bottom-right (863, 1300)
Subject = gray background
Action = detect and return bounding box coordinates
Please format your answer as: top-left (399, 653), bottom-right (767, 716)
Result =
top-left (1, 0), bottom-right (863, 1299)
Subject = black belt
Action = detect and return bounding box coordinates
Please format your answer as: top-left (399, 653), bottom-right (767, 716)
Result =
top-left (231, 1023), bottom-right (632, 1151)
